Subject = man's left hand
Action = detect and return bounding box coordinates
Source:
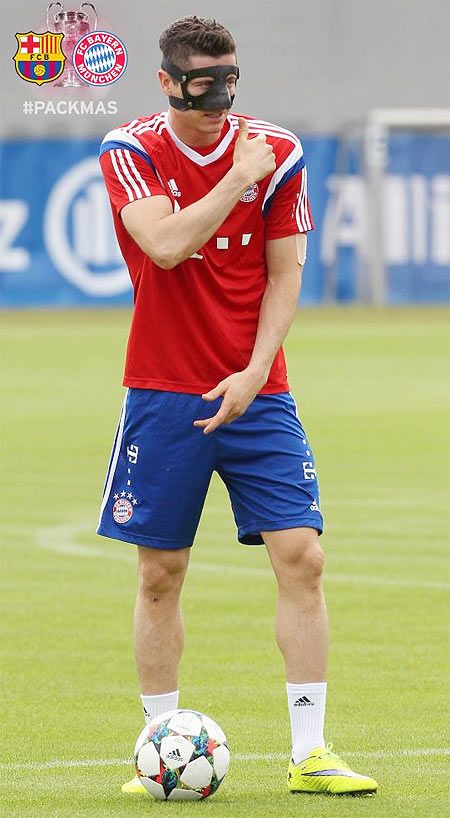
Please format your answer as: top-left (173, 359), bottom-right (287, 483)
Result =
top-left (193, 368), bottom-right (266, 435)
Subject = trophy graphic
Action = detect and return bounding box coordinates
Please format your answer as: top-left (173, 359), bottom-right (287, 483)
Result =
top-left (47, 2), bottom-right (98, 86)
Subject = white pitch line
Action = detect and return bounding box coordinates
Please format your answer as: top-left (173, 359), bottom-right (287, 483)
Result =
top-left (1, 747), bottom-right (449, 771)
top-left (195, 562), bottom-right (450, 591)
top-left (35, 524), bottom-right (135, 564)
top-left (35, 524), bottom-right (450, 591)
top-left (324, 572), bottom-right (450, 591)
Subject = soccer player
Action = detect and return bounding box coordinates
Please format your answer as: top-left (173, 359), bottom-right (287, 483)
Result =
top-left (98, 16), bottom-right (378, 796)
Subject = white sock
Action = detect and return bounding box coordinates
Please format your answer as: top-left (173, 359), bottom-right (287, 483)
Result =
top-left (286, 681), bottom-right (327, 763)
top-left (140, 690), bottom-right (179, 724)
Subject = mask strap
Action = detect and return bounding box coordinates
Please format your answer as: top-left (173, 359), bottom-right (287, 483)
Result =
top-left (161, 56), bottom-right (186, 83)
top-left (161, 57), bottom-right (196, 109)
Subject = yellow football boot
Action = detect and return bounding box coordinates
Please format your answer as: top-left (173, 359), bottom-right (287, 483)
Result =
top-left (121, 774), bottom-right (147, 794)
top-left (288, 744), bottom-right (378, 795)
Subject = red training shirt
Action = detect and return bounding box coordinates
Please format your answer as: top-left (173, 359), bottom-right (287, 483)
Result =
top-left (99, 111), bottom-right (314, 394)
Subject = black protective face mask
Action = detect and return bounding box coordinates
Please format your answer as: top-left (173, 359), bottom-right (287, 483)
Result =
top-left (161, 56), bottom-right (239, 112)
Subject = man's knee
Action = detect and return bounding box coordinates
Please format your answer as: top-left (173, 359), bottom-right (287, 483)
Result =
top-left (264, 528), bottom-right (324, 587)
top-left (300, 540), bottom-right (325, 584)
top-left (137, 546), bottom-right (189, 600)
top-left (287, 540), bottom-right (324, 586)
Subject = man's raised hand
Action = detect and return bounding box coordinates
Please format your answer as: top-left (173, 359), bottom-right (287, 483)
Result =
top-left (232, 117), bottom-right (276, 184)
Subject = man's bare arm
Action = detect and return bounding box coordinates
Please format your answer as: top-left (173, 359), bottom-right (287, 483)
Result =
top-left (247, 233), bottom-right (304, 382)
top-left (121, 118), bottom-right (275, 269)
top-left (194, 233), bottom-right (304, 434)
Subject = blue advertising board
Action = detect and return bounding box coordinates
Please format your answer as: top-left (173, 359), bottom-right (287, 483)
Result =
top-left (0, 133), bottom-right (448, 306)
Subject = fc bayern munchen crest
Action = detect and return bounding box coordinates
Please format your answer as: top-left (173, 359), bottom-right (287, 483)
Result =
top-left (113, 497), bottom-right (133, 524)
top-left (240, 183), bottom-right (259, 203)
top-left (72, 30), bottom-right (127, 86)
top-left (13, 31), bottom-right (65, 85)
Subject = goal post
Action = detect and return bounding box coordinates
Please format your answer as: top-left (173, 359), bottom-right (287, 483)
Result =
top-left (364, 108), bottom-right (450, 304)
top-left (325, 108), bottom-right (450, 304)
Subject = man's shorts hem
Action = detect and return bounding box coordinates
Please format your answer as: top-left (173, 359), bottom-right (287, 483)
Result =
top-left (96, 526), bottom-right (191, 550)
top-left (238, 515), bottom-right (324, 545)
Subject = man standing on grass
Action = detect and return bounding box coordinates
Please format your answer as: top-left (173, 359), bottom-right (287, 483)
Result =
top-left (97, 15), bottom-right (378, 796)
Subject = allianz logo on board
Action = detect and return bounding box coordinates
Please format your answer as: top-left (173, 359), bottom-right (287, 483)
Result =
top-left (0, 157), bottom-right (127, 297)
top-left (43, 157), bottom-right (126, 296)
top-left (321, 174), bottom-right (450, 266)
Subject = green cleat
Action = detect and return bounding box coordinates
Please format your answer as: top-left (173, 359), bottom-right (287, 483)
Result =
top-left (288, 743), bottom-right (378, 796)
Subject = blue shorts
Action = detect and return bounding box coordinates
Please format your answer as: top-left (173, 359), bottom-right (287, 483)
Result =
top-left (97, 389), bottom-right (323, 549)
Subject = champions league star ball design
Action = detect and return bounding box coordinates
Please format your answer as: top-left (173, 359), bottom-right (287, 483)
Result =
top-left (134, 709), bottom-right (230, 801)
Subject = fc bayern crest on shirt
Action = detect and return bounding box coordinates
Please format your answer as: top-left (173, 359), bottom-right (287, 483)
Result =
top-left (72, 30), bottom-right (127, 86)
top-left (112, 491), bottom-right (138, 524)
top-left (13, 32), bottom-right (65, 85)
top-left (240, 183), bottom-right (259, 203)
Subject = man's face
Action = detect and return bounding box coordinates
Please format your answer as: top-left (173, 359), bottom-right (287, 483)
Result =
top-left (161, 53), bottom-right (238, 134)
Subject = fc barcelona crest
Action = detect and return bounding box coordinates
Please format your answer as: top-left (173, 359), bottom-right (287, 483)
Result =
top-left (13, 31), bottom-right (65, 85)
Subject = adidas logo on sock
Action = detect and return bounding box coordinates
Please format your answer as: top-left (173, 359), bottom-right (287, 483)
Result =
top-left (166, 748), bottom-right (182, 760)
top-left (293, 696), bottom-right (314, 706)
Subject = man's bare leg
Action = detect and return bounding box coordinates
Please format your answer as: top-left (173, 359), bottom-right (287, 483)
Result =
top-left (134, 544), bottom-right (190, 694)
top-left (263, 527), bottom-right (378, 793)
top-left (122, 545), bottom-right (190, 794)
top-left (263, 527), bottom-right (328, 761)
top-left (263, 527), bottom-right (328, 682)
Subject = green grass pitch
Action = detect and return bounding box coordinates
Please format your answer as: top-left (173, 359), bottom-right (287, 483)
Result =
top-left (1, 306), bottom-right (449, 818)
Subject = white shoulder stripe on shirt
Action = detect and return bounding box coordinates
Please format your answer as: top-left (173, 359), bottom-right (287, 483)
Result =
top-left (296, 167), bottom-right (305, 231)
top-left (229, 114), bottom-right (290, 130)
top-left (124, 113), bottom-right (165, 134)
top-left (134, 121), bottom-right (166, 140)
top-left (246, 117), bottom-right (299, 136)
top-left (229, 115), bottom-right (301, 145)
top-left (296, 166), bottom-right (312, 231)
top-left (116, 149), bottom-right (143, 199)
top-left (109, 149), bottom-right (133, 202)
top-left (124, 118), bottom-right (141, 133)
top-left (124, 149), bottom-right (151, 196)
top-left (132, 114), bottom-right (166, 136)
top-left (303, 168), bottom-right (313, 230)
top-left (247, 126), bottom-right (299, 149)
top-left (109, 149), bottom-right (152, 202)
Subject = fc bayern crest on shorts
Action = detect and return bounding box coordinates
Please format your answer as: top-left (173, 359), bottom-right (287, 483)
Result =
top-left (73, 30), bottom-right (127, 86)
top-left (240, 183), bottom-right (259, 203)
top-left (112, 491), bottom-right (138, 524)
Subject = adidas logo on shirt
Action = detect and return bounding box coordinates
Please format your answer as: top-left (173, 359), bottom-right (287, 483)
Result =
top-left (168, 178), bottom-right (181, 198)
top-left (293, 696), bottom-right (314, 706)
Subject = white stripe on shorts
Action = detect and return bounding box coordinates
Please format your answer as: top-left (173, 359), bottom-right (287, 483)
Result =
top-left (97, 390), bottom-right (129, 528)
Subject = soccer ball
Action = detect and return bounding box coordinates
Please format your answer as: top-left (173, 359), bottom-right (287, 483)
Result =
top-left (134, 708), bottom-right (230, 801)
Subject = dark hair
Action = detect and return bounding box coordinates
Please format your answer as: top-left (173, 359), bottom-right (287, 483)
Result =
top-left (159, 16), bottom-right (236, 67)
